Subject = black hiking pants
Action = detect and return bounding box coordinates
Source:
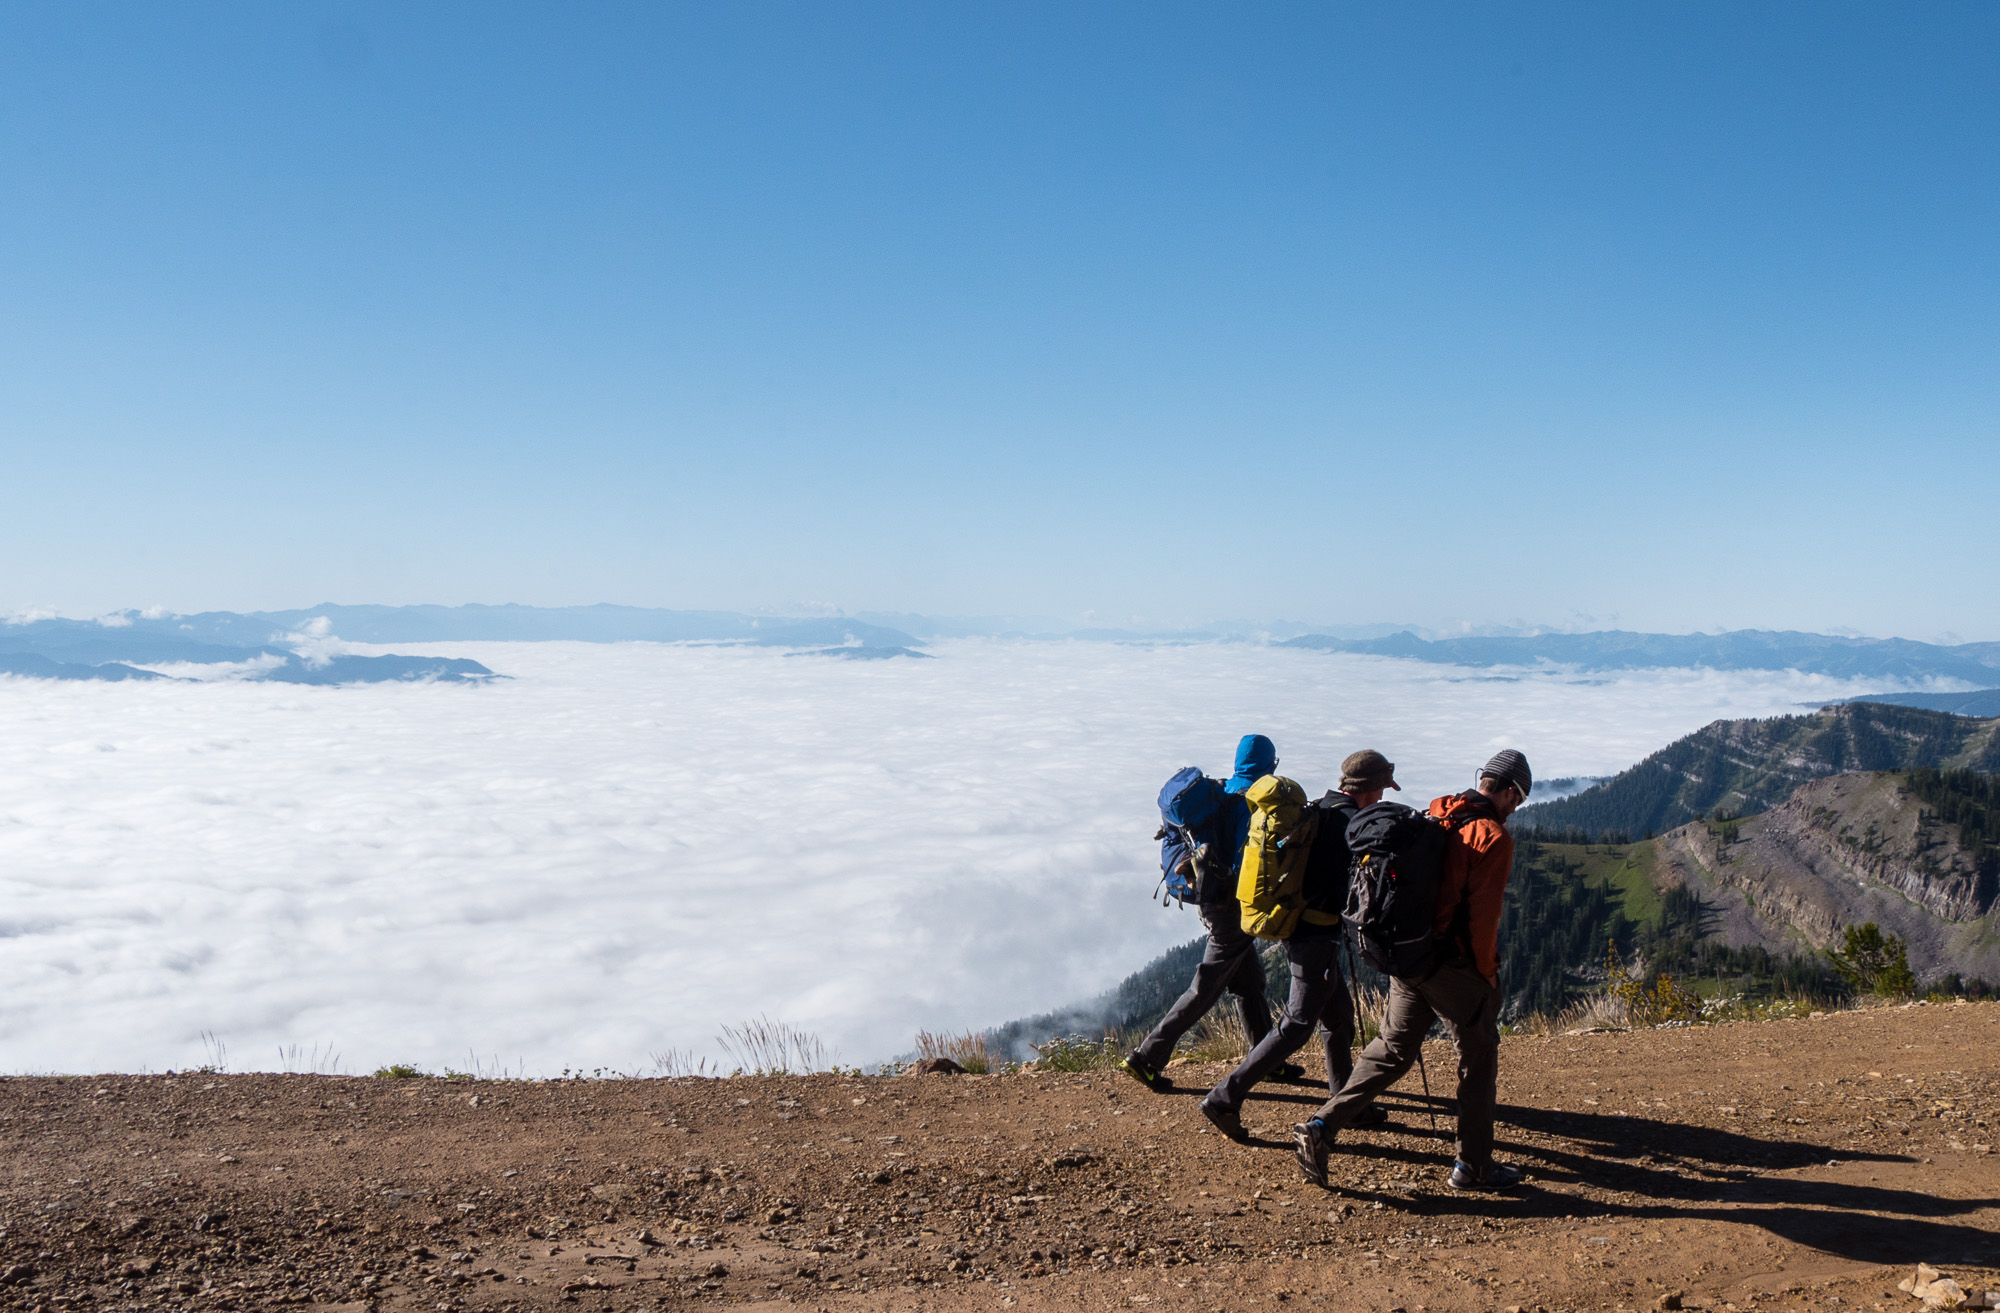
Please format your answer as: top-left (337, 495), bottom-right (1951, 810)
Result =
top-left (1202, 925), bottom-right (1356, 1114)
top-left (1131, 906), bottom-right (1273, 1071)
top-left (1310, 961), bottom-right (1502, 1171)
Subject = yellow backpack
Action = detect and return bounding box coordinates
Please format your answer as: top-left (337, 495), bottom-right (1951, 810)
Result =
top-left (1236, 774), bottom-right (1321, 940)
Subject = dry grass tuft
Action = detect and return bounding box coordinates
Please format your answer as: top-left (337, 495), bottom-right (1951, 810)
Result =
top-left (715, 1017), bottom-right (830, 1076)
top-left (913, 1029), bottom-right (993, 1074)
top-left (649, 1048), bottom-right (723, 1079)
top-left (1175, 1006), bottom-right (1253, 1063)
top-left (1350, 979), bottom-right (1393, 1046)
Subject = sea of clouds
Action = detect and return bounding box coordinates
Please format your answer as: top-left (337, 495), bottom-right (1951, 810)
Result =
top-left (0, 639), bottom-right (1907, 1076)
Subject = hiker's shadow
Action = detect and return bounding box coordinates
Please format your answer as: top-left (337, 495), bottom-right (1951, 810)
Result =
top-left (1319, 1098), bottom-right (2000, 1267)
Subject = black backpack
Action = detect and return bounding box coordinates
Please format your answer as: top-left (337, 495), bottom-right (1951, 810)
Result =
top-left (1298, 792), bottom-right (1360, 924)
top-left (1342, 801), bottom-right (1453, 978)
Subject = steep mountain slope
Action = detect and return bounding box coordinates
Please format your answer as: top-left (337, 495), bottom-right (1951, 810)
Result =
top-left (1651, 771), bottom-right (2000, 985)
top-left (1517, 702), bottom-right (2000, 840)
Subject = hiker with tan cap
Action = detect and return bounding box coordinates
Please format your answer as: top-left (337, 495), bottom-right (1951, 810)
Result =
top-left (1293, 748), bottom-right (1532, 1192)
top-left (1195, 749), bottom-right (1403, 1139)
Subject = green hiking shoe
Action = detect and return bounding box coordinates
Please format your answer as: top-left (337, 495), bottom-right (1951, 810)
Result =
top-left (1118, 1053), bottom-right (1172, 1093)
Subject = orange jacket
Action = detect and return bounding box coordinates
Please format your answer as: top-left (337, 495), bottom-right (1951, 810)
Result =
top-left (1429, 791), bottom-right (1515, 983)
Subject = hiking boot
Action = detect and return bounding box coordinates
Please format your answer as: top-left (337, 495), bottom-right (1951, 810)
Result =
top-left (1291, 1118), bottom-right (1330, 1187)
top-left (1199, 1100), bottom-right (1248, 1141)
top-left (1348, 1102), bottom-right (1389, 1129)
top-left (1117, 1054), bottom-right (1172, 1093)
top-left (1447, 1160), bottom-right (1523, 1191)
top-left (1272, 1061), bottom-right (1309, 1082)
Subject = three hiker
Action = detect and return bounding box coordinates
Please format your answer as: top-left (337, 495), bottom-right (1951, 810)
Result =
top-left (1291, 748), bottom-right (1532, 1192)
top-left (1131, 740), bottom-right (1533, 1192)
top-left (1119, 735), bottom-right (1306, 1092)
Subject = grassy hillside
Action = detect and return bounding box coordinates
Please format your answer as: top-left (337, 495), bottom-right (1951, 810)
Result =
top-left (1497, 834), bottom-right (1849, 1017)
top-left (1516, 702), bottom-right (2000, 842)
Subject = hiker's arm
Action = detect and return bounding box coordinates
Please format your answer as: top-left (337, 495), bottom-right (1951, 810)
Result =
top-left (1464, 828), bottom-right (1514, 986)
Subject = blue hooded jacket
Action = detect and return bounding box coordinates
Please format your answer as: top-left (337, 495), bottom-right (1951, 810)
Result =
top-left (1220, 733), bottom-right (1277, 873)
top-left (1226, 734), bottom-right (1277, 794)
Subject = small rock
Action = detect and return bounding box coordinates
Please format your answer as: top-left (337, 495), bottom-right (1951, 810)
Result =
top-left (704, 1262), bottom-right (729, 1278)
top-left (1659, 1292), bottom-right (1685, 1310)
top-left (0, 1265), bottom-right (36, 1286)
top-left (216, 1154), bottom-right (238, 1164)
top-left (634, 1229), bottom-right (661, 1247)
top-left (1922, 1280), bottom-right (1966, 1308)
top-left (116, 1216), bottom-right (150, 1238)
top-left (1912, 1264), bottom-right (1945, 1297)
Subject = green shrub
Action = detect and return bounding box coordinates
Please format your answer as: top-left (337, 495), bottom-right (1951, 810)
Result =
top-left (1826, 922), bottom-right (1918, 997)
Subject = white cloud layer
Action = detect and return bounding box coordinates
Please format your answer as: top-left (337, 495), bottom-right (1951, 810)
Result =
top-left (0, 640), bottom-right (1899, 1076)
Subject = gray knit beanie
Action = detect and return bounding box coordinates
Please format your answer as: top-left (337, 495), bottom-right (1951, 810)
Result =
top-left (1479, 749), bottom-right (1532, 798)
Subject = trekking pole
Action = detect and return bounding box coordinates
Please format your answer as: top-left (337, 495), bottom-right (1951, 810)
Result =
top-left (1345, 938), bottom-right (1364, 1054)
top-left (1414, 1046), bottom-right (1439, 1137)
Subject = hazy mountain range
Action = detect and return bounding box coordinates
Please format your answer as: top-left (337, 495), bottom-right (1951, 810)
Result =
top-left (0, 607), bottom-right (931, 683)
top-left (5, 603), bottom-right (1999, 686)
top-left (1280, 627), bottom-right (2000, 684)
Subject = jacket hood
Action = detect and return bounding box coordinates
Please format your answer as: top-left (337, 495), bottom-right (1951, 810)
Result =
top-left (1430, 789), bottom-right (1501, 825)
top-left (1227, 734), bottom-right (1277, 794)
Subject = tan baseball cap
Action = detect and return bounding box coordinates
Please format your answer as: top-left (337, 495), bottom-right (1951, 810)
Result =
top-left (1340, 749), bottom-right (1401, 792)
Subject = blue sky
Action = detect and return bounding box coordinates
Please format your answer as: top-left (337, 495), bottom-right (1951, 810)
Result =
top-left (2, 3), bottom-right (1996, 638)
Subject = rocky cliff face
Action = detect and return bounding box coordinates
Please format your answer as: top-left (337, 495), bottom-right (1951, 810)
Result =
top-left (1655, 772), bottom-right (2000, 985)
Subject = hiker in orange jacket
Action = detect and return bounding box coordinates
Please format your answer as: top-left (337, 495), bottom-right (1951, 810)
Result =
top-left (1429, 773), bottom-right (1518, 988)
top-left (1291, 749), bottom-right (1532, 1192)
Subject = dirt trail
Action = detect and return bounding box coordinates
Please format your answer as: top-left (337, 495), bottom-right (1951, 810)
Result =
top-left (5, 1002), bottom-right (1999, 1312)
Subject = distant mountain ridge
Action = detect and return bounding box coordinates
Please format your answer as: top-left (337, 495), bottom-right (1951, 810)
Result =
top-left (1848, 689), bottom-right (2000, 718)
top-left (1516, 702), bottom-right (2000, 840)
top-left (0, 606), bottom-right (930, 684)
top-left (11, 605), bottom-right (2000, 684)
top-left (1280, 627), bottom-right (2000, 684)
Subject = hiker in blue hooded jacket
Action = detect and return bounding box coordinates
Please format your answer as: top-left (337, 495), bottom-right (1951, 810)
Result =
top-left (1119, 734), bottom-right (1302, 1092)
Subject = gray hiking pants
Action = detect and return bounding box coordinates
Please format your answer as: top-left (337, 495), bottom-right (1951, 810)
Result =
top-left (1131, 906), bottom-right (1274, 1071)
top-left (1203, 925), bottom-right (1356, 1114)
top-left (1311, 961), bottom-right (1501, 1171)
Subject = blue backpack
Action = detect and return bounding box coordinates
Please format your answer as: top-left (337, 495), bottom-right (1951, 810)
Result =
top-left (1153, 767), bottom-right (1233, 907)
